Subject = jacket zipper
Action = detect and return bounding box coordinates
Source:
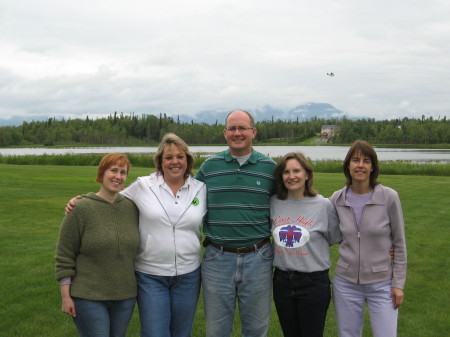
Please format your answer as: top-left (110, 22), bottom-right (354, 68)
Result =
top-left (171, 188), bottom-right (203, 276)
top-left (357, 205), bottom-right (368, 284)
top-left (173, 226), bottom-right (177, 275)
top-left (349, 206), bottom-right (361, 284)
top-left (151, 184), bottom-right (202, 277)
top-left (112, 204), bottom-right (122, 257)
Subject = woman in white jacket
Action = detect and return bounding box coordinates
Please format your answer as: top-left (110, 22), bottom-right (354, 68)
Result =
top-left (121, 133), bottom-right (207, 337)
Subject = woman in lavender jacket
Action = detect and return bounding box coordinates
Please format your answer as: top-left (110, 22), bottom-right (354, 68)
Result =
top-left (330, 140), bottom-right (407, 337)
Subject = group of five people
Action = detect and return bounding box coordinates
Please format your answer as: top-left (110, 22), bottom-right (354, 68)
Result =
top-left (55, 110), bottom-right (407, 337)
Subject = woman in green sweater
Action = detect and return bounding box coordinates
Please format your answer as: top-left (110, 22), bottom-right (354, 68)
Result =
top-left (55, 153), bottom-right (139, 337)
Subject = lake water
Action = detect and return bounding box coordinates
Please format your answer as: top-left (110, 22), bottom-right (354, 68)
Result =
top-left (1, 146), bottom-right (449, 162)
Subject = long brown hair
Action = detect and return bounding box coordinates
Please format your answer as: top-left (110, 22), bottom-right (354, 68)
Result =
top-left (274, 152), bottom-right (317, 200)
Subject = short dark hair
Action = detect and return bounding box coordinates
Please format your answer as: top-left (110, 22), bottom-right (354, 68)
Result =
top-left (153, 133), bottom-right (194, 177)
top-left (96, 153), bottom-right (130, 182)
top-left (343, 140), bottom-right (379, 188)
top-left (274, 152), bottom-right (317, 200)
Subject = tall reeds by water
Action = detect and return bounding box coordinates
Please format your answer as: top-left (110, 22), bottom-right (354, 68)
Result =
top-left (311, 159), bottom-right (450, 176)
top-left (0, 154), bottom-right (448, 176)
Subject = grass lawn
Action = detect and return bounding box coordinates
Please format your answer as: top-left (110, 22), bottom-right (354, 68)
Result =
top-left (0, 164), bottom-right (448, 336)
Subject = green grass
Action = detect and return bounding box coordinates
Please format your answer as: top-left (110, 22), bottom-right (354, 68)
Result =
top-left (0, 164), bottom-right (449, 336)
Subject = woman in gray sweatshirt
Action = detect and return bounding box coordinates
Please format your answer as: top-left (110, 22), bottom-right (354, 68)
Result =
top-left (270, 152), bottom-right (342, 337)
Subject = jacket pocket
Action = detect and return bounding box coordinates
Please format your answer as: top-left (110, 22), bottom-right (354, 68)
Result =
top-left (372, 265), bottom-right (389, 273)
top-left (336, 260), bottom-right (350, 270)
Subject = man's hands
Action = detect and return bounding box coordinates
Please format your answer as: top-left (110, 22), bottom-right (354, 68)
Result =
top-left (65, 195), bottom-right (83, 215)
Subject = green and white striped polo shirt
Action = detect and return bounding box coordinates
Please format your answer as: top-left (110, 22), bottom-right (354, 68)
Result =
top-left (196, 149), bottom-right (276, 248)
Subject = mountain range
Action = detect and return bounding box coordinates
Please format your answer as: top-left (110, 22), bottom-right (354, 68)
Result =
top-left (0, 103), bottom-right (346, 126)
top-left (173, 103), bottom-right (344, 124)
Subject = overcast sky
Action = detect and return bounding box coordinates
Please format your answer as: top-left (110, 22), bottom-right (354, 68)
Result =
top-left (1, 0), bottom-right (449, 123)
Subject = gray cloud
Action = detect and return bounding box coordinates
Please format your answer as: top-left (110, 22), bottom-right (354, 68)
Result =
top-left (1, 0), bottom-right (449, 123)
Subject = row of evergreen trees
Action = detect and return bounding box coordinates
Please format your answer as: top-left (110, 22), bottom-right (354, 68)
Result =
top-left (0, 113), bottom-right (448, 147)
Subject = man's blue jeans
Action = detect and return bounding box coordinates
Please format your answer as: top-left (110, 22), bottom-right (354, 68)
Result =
top-left (136, 267), bottom-right (201, 337)
top-left (202, 242), bottom-right (273, 337)
top-left (72, 297), bottom-right (136, 337)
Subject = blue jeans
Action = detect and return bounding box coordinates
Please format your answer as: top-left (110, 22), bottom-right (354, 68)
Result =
top-left (136, 267), bottom-right (201, 337)
top-left (202, 242), bottom-right (274, 337)
top-left (273, 268), bottom-right (331, 337)
top-left (72, 297), bottom-right (136, 337)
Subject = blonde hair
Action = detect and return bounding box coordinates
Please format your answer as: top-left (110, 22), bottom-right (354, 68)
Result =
top-left (153, 133), bottom-right (194, 177)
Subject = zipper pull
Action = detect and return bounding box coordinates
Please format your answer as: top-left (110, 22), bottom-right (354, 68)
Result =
top-left (357, 232), bottom-right (360, 239)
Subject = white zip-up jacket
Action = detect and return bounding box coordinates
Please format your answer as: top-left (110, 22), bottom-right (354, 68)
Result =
top-left (121, 173), bottom-right (207, 276)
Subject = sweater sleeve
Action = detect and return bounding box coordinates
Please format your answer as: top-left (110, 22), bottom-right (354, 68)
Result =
top-left (325, 199), bottom-right (342, 245)
top-left (388, 189), bottom-right (407, 289)
top-left (55, 209), bottom-right (83, 282)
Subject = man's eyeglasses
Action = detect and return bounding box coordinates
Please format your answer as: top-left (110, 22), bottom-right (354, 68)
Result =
top-left (225, 126), bottom-right (255, 133)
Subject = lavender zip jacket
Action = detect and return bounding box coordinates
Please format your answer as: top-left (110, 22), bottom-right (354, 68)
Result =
top-left (330, 184), bottom-right (407, 289)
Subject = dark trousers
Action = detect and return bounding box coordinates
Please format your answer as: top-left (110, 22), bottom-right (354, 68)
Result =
top-left (273, 268), bottom-right (331, 337)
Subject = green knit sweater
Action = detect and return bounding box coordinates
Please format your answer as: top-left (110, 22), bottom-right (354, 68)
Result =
top-left (55, 192), bottom-right (139, 301)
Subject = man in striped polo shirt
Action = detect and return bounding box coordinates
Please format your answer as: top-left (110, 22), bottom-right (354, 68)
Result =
top-left (196, 110), bottom-right (276, 337)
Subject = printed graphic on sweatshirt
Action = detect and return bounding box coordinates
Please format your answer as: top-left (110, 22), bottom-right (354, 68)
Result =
top-left (273, 224), bottom-right (310, 248)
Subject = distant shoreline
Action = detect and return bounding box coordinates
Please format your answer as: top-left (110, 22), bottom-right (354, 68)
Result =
top-left (1, 142), bottom-right (450, 149)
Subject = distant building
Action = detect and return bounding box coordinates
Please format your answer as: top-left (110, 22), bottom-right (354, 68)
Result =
top-left (321, 125), bottom-right (338, 140)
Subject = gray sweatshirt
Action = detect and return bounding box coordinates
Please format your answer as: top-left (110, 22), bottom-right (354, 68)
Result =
top-left (270, 194), bottom-right (342, 273)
